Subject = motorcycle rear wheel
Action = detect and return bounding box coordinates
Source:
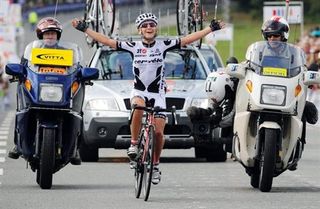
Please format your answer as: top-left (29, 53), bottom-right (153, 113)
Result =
top-left (37, 128), bottom-right (55, 189)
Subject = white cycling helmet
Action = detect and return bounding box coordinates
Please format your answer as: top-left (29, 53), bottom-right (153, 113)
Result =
top-left (135, 13), bottom-right (158, 28)
top-left (205, 72), bottom-right (234, 103)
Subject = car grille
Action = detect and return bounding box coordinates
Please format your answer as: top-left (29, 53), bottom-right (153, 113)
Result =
top-left (124, 98), bottom-right (185, 110)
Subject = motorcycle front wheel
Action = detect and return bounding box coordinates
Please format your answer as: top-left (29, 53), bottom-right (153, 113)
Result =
top-left (37, 128), bottom-right (56, 189)
top-left (259, 128), bottom-right (277, 192)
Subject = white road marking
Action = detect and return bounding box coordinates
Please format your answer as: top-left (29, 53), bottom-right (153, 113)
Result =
top-left (0, 149), bottom-right (6, 154)
top-left (0, 136), bottom-right (7, 140)
top-left (0, 131), bottom-right (9, 135)
top-left (0, 141), bottom-right (7, 146)
top-left (0, 157), bottom-right (5, 163)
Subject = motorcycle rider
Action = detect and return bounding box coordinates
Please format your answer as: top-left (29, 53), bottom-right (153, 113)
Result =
top-left (8, 17), bottom-right (82, 165)
top-left (188, 16), bottom-right (318, 167)
top-left (261, 16), bottom-right (318, 137)
top-left (72, 12), bottom-right (225, 184)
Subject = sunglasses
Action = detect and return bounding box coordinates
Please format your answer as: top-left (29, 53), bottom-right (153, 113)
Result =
top-left (266, 33), bottom-right (281, 38)
top-left (140, 22), bottom-right (157, 28)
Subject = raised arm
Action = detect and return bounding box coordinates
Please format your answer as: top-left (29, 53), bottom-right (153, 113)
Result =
top-left (71, 18), bottom-right (117, 49)
top-left (180, 20), bottom-right (225, 47)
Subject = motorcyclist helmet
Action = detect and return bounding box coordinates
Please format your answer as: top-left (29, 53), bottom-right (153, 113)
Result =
top-left (205, 71), bottom-right (234, 103)
top-left (36, 17), bottom-right (62, 40)
top-left (135, 13), bottom-right (158, 28)
top-left (261, 16), bottom-right (289, 42)
top-left (226, 56), bottom-right (238, 65)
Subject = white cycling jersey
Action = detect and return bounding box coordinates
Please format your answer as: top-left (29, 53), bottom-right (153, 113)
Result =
top-left (117, 39), bottom-right (180, 110)
top-left (117, 39), bottom-right (180, 94)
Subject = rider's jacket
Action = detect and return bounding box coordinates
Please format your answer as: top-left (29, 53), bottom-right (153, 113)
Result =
top-left (117, 39), bottom-right (180, 94)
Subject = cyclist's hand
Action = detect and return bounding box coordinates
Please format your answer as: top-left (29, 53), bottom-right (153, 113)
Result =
top-left (210, 19), bottom-right (225, 32)
top-left (72, 19), bottom-right (88, 32)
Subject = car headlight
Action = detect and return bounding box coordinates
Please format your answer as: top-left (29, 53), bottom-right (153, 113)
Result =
top-left (190, 98), bottom-right (209, 108)
top-left (261, 84), bottom-right (286, 106)
top-left (85, 98), bottom-right (119, 111)
top-left (39, 83), bottom-right (63, 102)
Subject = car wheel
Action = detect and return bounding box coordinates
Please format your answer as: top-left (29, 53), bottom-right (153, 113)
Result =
top-left (194, 143), bottom-right (227, 162)
top-left (79, 142), bottom-right (99, 162)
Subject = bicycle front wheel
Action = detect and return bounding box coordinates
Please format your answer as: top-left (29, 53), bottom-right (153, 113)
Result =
top-left (142, 126), bottom-right (155, 201)
top-left (134, 133), bottom-right (145, 198)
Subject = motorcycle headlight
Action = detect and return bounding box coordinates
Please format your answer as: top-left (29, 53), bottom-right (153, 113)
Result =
top-left (85, 98), bottom-right (119, 111)
top-left (39, 83), bottom-right (63, 102)
top-left (191, 98), bottom-right (209, 108)
top-left (261, 84), bottom-right (286, 106)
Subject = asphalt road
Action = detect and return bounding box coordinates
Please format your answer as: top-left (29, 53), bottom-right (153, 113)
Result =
top-left (1, 107), bottom-right (320, 209)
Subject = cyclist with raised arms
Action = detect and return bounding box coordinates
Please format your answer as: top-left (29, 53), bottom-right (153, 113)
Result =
top-left (72, 13), bottom-right (225, 184)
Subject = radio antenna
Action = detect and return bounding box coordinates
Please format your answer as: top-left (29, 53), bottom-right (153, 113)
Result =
top-left (285, 0), bottom-right (289, 20)
top-left (214, 0), bottom-right (219, 20)
top-left (54, 0), bottom-right (59, 18)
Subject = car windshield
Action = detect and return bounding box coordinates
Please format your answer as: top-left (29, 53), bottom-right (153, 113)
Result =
top-left (96, 48), bottom-right (207, 80)
top-left (245, 41), bottom-right (306, 78)
top-left (199, 47), bottom-right (223, 71)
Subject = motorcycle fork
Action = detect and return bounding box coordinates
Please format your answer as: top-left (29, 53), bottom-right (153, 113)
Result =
top-left (254, 115), bottom-right (283, 160)
top-left (34, 116), bottom-right (63, 160)
top-left (57, 118), bottom-right (63, 159)
top-left (34, 118), bottom-right (40, 159)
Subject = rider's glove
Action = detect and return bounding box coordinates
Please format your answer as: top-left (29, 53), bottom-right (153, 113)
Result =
top-left (75, 20), bottom-right (89, 32)
top-left (210, 19), bottom-right (222, 32)
top-left (209, 108), bottom-right (222, 125)
top-left (187, 106), bottom-right (213, 121)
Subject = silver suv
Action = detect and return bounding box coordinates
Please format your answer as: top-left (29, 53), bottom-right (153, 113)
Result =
top-left (80, 36), bottom-right (226, 162)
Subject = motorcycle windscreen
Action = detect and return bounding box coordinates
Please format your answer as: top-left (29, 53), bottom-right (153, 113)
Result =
top-left (245, 41), bottom-right (306, 78)
top-left (22, 40), bottom-right (83, 74)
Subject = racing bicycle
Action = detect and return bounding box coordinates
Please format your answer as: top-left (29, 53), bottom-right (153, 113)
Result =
top-left (131, 104), bottom-right (176, 201)
top-left (176, 0), bottom-right (204, 46)
top-left (83, 0), bottom-right (116, 47)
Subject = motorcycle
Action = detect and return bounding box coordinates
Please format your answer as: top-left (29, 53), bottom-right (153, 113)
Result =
top-left (225, 41), bottom-right (320, 192)
top-left (6, 40), bottom-right (98, 189)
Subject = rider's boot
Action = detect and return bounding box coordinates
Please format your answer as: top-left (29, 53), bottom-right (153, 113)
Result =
top-left (70, 149), bottom-right (82, 165)
top-left (8, 145), bottom-right (21, 159)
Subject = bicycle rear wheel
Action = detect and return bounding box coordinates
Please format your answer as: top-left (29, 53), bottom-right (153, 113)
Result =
top-left (134, 133), bottom-right (145, 198)
top-left (189, 0), bottom-right (203, 47)
top-left (83, 0), bottom-right (98, 47)
top-left (176, 0), bottom-right (187, 36)
top-left (176, 0), bottom-right (203, 36)
top-left (104, 0), bottom-right (116, 36)
top-left (142, 125), bottom-right (155, 201)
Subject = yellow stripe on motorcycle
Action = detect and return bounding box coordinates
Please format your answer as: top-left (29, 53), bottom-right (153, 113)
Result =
top-left (31, 48), bottom-right (73, 66)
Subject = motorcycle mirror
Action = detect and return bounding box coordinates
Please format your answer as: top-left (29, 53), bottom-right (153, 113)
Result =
top-left (5, 63), bottom-right (26, 80)
top-left (303, 71), bottom-right (320, 86)
top-left (81, 67), bottom-right (99, 81)
top-left (225, 63), bottom-right (246, 79)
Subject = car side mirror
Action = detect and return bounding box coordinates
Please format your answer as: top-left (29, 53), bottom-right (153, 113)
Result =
top-left (303, 71), bottom-right (320, 86)
top-left (225, 63), bottom-right (245, 79)
top-left (5, 63), bottom-right (26, 80)
top-left (81, 67), bottom-right (99, 81)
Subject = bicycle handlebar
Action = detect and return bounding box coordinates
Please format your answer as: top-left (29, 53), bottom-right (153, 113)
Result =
top-left (131, 104), bottom-right (178, 126)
